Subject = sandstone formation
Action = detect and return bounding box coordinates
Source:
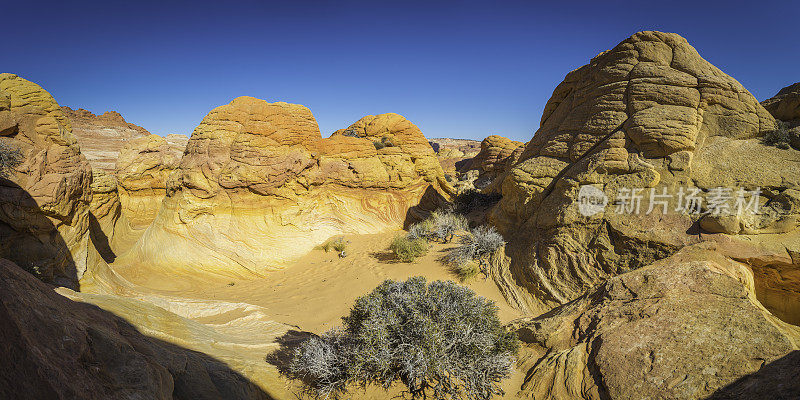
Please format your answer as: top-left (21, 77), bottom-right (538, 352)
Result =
top-left (116, 134), bottom-right (185, 228)
top-left (762, 82), bottom-right (800, 122)
top-left (460, 135), bottom-right (524, 189)
top-left (0, 257), bottom-right (294, 400)
top-left (63, 106), bottom-right (151, 171)
top-left (510, 245), bottom-right (800, 399)
top-left (126, 98), bottom-right (451, 279)
top-left (487, 31), bottom-right (790, 316)
top-left (0, 73), bottom-right (92, 287)
top-left (428, 137), bottom-right (480, 176)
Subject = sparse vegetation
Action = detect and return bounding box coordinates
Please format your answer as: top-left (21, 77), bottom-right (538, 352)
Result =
top-left (321, 237), bottom-right (348, 253)
top-left (389, 234), bottom-right (429, 262)
top-left (373, 140), bottom-right (385, 150)
top-left (373, 135), bottom-right (396, 150)
top-left (406, 210), bottom-right (467, 244)
top-left (0, 141), bottom-right (23, 178)
top-left (762, 120), bottom-right (798, 149)
top-left (289, 277), bottom-right (519, 400)
top-left (445, 226), bottom-right (505, 280)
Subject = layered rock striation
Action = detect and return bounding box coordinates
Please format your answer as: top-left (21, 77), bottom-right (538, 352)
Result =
top-left (63, 106), bottom-right (151, 171)
top-left (0, 73), bottom-right (93, 287)
top-left (128, 98), bottom-right (451, 279)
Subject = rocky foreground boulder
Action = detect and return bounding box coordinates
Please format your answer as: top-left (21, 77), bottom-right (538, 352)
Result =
top-left (63, 106), bottom-right (151, 171)
top-left (127, 97), bottom-right (452, 279)
top-left (511, 244), bottom-right (800, 399)
top-left (0, 73), bottom-right (93, 287)
top-left (0, 257), bottom-right (284, 400)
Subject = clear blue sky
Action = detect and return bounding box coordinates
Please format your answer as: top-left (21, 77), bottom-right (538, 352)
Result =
top-left (3, 0), bottom-right (798, 141)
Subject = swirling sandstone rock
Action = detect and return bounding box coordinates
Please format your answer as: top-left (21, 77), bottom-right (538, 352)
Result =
top-left (0, 257), bottom-right (286, 400)
top-left (116, 134), bottom-right (185, 228)
top-left (762, 82), bottom-right (800, 122)
top-left (428, 137), bottom-right (481, 176)
top-left (460, 135), bottom-right (523, 188)
top-left (488, 31), bottom-right (790, 314)
top-left (510, 245), bottom-right (800, 400)
top-left (0, 73), bottom-right (92, 287)
top-left (127, 98), bottom-right (451, 279)
top-left (63, 106), bottom-right (151, 171)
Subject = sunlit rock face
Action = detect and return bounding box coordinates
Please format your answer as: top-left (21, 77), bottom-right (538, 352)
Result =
top-left (486, 31), bottom-right (800, 315)
top-left (0, 73), bottom-right (92, 287)
top-left (128, 97), bottom-right (452, 279)
top-left (62, 106), bottom-right (151, 172)
top-left (115, 134), bottom-right (186, 229)
top-left (459, 135), bottom-right (524, 189)
top-left (510, 245), bottom-right (800, 400)
top-left (762, 82), bottom-right (800, 122)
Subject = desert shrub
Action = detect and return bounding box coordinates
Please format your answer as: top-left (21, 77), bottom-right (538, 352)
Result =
top-left (373, 140), bottom-right (385, 150)
top-left (445, 226), bottom-right (505, 280)
top-left (389, 234), bottom-right (428, 262)
top-left (290, 277), bottom-right (519, 400)
top-left (453, 189), bottom-right (502, 215)
top-left (321, 237), bottom-right (348, 253)
top-left (0, 141), bottom-right (22, 178)
top-left (452, 260), bottom-right (480, 281)
top-left (380, 135), bottom-right (396, 147)
top-left (762, 120), bottom-right (797, 149)
top-left (407, 211), bottom-right (467, 243)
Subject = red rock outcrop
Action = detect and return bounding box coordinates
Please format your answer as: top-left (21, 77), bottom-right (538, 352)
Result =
top-left (762, 82), bottom-right (800, 122)
top-left (63, 106), bottom-right (151, 171)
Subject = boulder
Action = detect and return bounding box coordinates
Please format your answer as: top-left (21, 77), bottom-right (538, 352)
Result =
top-left (0, 257), bottom-right (282, 400)
top-left (460, 135), bottom-right (523, 188)
top-left (510, 245), bottom-right (800, 399)
top-left (488, 31), bottom-right (791, 315)
top-left (63, 106), bottom-right (151, 171)
top-left (125, 98), bottom-right (451, 280)
top-left (0, 73), bottom-right (92, 287)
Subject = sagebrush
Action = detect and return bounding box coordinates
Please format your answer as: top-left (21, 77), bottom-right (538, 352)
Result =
top-left (445, 226), bottom-right (505, 280)
top-left (290, 277), bottom-right (519, 400)
top-left (406, 211), bottom-right (467, 243)
top-left (0, 141), bottom-right (22, 178)
top-left (389, 234), bottom-right (428, 262)
top-left (762, 120), bottom-right (797, 149)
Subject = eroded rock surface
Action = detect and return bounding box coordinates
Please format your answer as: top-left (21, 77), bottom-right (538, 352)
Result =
top-left (128, 98), bottom-right (451, 279)
top-left (0, 257), bottom-right (287, 400)
top-left (510, 246), bottom-right (800, 400)
top-left (0, 73), bottom-right (92, 287)
top-left (116, 134), bottom-right (185, 228)
top-left (460, 135), bottom-right (523, 189)
top-left (488, 31), bottom-right (791, 314)
top-left (428, 137), bottom-right (481, 176)
top-left (63, 106), bottom-right (151, 171)
top-left (762, 82), bottom-right (800, 122)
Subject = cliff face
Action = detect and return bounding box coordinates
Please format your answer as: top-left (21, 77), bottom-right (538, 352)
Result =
top-left (128, 97), bottom-right (452, 279)
top-left (0, 73), bottom-right (93, 287)
top-left (63, 106), bottom-right (151, 171)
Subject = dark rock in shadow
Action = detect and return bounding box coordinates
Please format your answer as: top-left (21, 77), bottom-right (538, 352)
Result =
top-left (705, 351), bottom-right (800, 399)
top-left (88, 211), bottom-right (116, 263)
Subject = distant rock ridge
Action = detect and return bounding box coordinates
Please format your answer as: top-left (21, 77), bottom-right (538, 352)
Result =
top-left (428, 137), bottom-right (481, 176)
top-left (126, 97), bottom-right (452, 279)
top-left (762, 82), bottom-right (800, 122)
top-left (62, 105), bottom-right (153, 171)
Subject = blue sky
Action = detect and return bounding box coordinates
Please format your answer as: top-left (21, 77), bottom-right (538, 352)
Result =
top-left (3, 0), bottom-right (798, 141)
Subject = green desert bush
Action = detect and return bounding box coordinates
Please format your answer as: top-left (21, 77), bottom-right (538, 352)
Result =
top-left (321, 237), bottom-right (348, 253)
top-left (0, 141), bottom-right (22, 178)
top-left (290, 277), bottom-right (519, 400)
top-left (389, 234), bottom-right (428, 262)
top-left (445, 226), bottom-right (505, 280)
top-left (373, 140), bottom-right (385, 150)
